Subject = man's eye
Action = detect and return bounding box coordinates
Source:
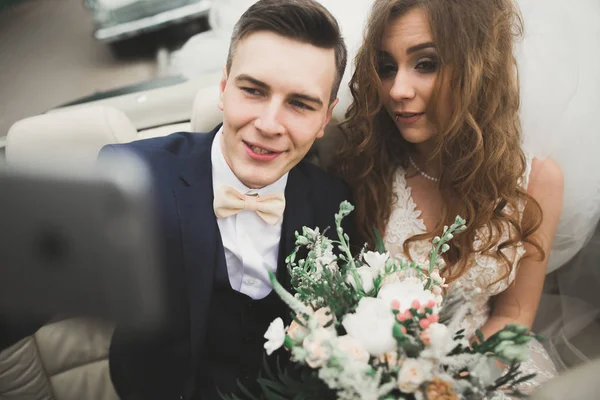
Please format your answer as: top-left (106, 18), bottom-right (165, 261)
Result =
top-left (241, 87), bottom-right (261, 96)
top-left (290, 100), bottom-right (313, 110)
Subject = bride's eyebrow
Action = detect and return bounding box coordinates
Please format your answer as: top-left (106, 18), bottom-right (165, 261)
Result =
top-left (407, 41), bottom-right (436, 54)
top-left (377, 50), bottom-right (395, 61)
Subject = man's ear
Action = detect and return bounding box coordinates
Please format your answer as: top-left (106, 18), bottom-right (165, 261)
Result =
top-left (218, 65), bottom-right (228, 111)
top-left (317, 97), bottom-right (339, 139)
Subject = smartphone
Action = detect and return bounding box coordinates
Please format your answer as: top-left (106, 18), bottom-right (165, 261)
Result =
top-left (0, 152), bottom-right (166, 329)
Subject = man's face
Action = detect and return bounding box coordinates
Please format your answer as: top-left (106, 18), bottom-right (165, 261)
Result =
top-left (218, 31), bottom-right (338, 189)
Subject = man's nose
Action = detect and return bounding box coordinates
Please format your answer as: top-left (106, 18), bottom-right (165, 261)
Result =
top-left (254, 100), bottom-right (285, 136)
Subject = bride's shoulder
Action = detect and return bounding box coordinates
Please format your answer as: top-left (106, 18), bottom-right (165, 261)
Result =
top-left (529, 157), bottom-right (564, 195)
top-left (527, 157), bottom-right (564, 229)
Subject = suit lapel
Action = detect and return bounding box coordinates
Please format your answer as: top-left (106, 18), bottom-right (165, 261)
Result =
top-left (173, 128), bottom-right (222, 368)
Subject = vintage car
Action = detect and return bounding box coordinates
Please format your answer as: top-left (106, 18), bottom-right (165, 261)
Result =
top-left (83, 0), bottom-right (213, 56)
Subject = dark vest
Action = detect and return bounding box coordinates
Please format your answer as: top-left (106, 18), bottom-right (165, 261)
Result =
top-left (195, 240), bottom-right (287, 399)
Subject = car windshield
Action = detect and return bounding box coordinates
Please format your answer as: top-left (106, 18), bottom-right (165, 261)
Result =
top-left (52, 75), bottom-right (187, 109)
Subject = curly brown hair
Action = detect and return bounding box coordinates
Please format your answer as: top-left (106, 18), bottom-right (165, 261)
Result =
top-left (332, 0), bottom-right (543, 283)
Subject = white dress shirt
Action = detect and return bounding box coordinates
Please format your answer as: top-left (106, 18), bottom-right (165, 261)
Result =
top-left (211, 128), bottom-right (288, 299)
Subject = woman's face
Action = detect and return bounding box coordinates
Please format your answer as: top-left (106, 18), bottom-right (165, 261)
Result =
top-left (378, 7), bottom-right (448, 146)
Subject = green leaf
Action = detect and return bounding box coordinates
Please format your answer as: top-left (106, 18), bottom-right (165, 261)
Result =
top-left (259, 380), bottom-right (288, 399)
top-left (476, 329), bottom-right (485, 344)
top-left (374, 228), bottom-right (386, 253)
top-left (239, 380), bottom-right (265, 400)
top-left (393, 323), bottom-right (405, 339)
top-left (504, 391), bottom-right (528, 399)
top-left (512, 372), bottom-right (538, 385)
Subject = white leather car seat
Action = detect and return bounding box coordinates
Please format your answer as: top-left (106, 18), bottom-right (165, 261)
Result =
top-left (6, 105), bottom-right (138, 167)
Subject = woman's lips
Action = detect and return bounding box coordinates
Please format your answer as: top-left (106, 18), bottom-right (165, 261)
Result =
top-left (395, 112), bottom-right (424, 124)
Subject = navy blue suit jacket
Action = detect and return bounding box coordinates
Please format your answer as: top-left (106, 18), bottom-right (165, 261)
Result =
top-left (101, 126), bottom-right (356, 399)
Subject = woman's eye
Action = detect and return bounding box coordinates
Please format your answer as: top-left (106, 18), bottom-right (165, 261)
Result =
top-left (377, 64), bottom-right (397, 78)
top-left (416, 58), bottom-right (439, 72)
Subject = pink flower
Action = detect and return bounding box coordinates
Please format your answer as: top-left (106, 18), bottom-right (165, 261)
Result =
top-left (396, 310), bottom-right (412, 322)
top-left (420, 318), bottom-right (432, 329)
top-left (412, 300), bottom-right (421, 309)
top-left (391, 299), bottom-right (401, 310)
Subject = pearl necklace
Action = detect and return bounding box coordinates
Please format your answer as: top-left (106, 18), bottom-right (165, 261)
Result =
top-left (408, 156), bottom-right (439, 182)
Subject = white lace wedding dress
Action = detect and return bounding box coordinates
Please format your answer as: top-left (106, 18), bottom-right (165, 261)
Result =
top-left (383, 157), bottom-right (558, 395)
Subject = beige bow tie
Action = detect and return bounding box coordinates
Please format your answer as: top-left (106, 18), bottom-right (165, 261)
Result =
top-left (213, 184), bottom-right (286, 226)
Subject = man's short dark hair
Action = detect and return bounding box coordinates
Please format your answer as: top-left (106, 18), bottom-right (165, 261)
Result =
top-left (226, 0), bottom-right (347, 103)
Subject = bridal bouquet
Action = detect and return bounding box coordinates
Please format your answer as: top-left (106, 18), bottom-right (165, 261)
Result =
top-left (229, 202), bottom-right (539, 400)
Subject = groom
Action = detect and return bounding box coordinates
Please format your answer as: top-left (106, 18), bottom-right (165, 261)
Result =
top-left (103, 0), bottom-right (353, 399)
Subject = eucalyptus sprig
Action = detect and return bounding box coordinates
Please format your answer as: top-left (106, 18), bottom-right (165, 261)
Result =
top-left (424, 216), bottom-right (467, 290)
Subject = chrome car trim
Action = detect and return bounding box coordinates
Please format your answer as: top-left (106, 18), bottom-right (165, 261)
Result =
top-left (94, 0), bottom-right (212, 42)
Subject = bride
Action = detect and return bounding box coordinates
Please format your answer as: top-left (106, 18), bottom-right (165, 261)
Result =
top-left (333, 0), bottom-right (563, 393)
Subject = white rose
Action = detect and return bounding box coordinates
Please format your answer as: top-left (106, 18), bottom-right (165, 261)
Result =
top-left (342, 297), bottom-right (396, 356)
top-left (397, 358), bottom-right (433, 393)
top-left (264, 318), bottom-right (286, 355)
top-left (378, 277), bottom-right (438, 312)
top-left (303, 327), bottom-right (335, 368)
top-left (336, 335), bottom-right (370, 364)
top-left (346, 266), bottom-right (375, 293)
top-left (363, 251), bottom-right (389, 275)
top-left (419, 323), bottom-right (455, 360)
